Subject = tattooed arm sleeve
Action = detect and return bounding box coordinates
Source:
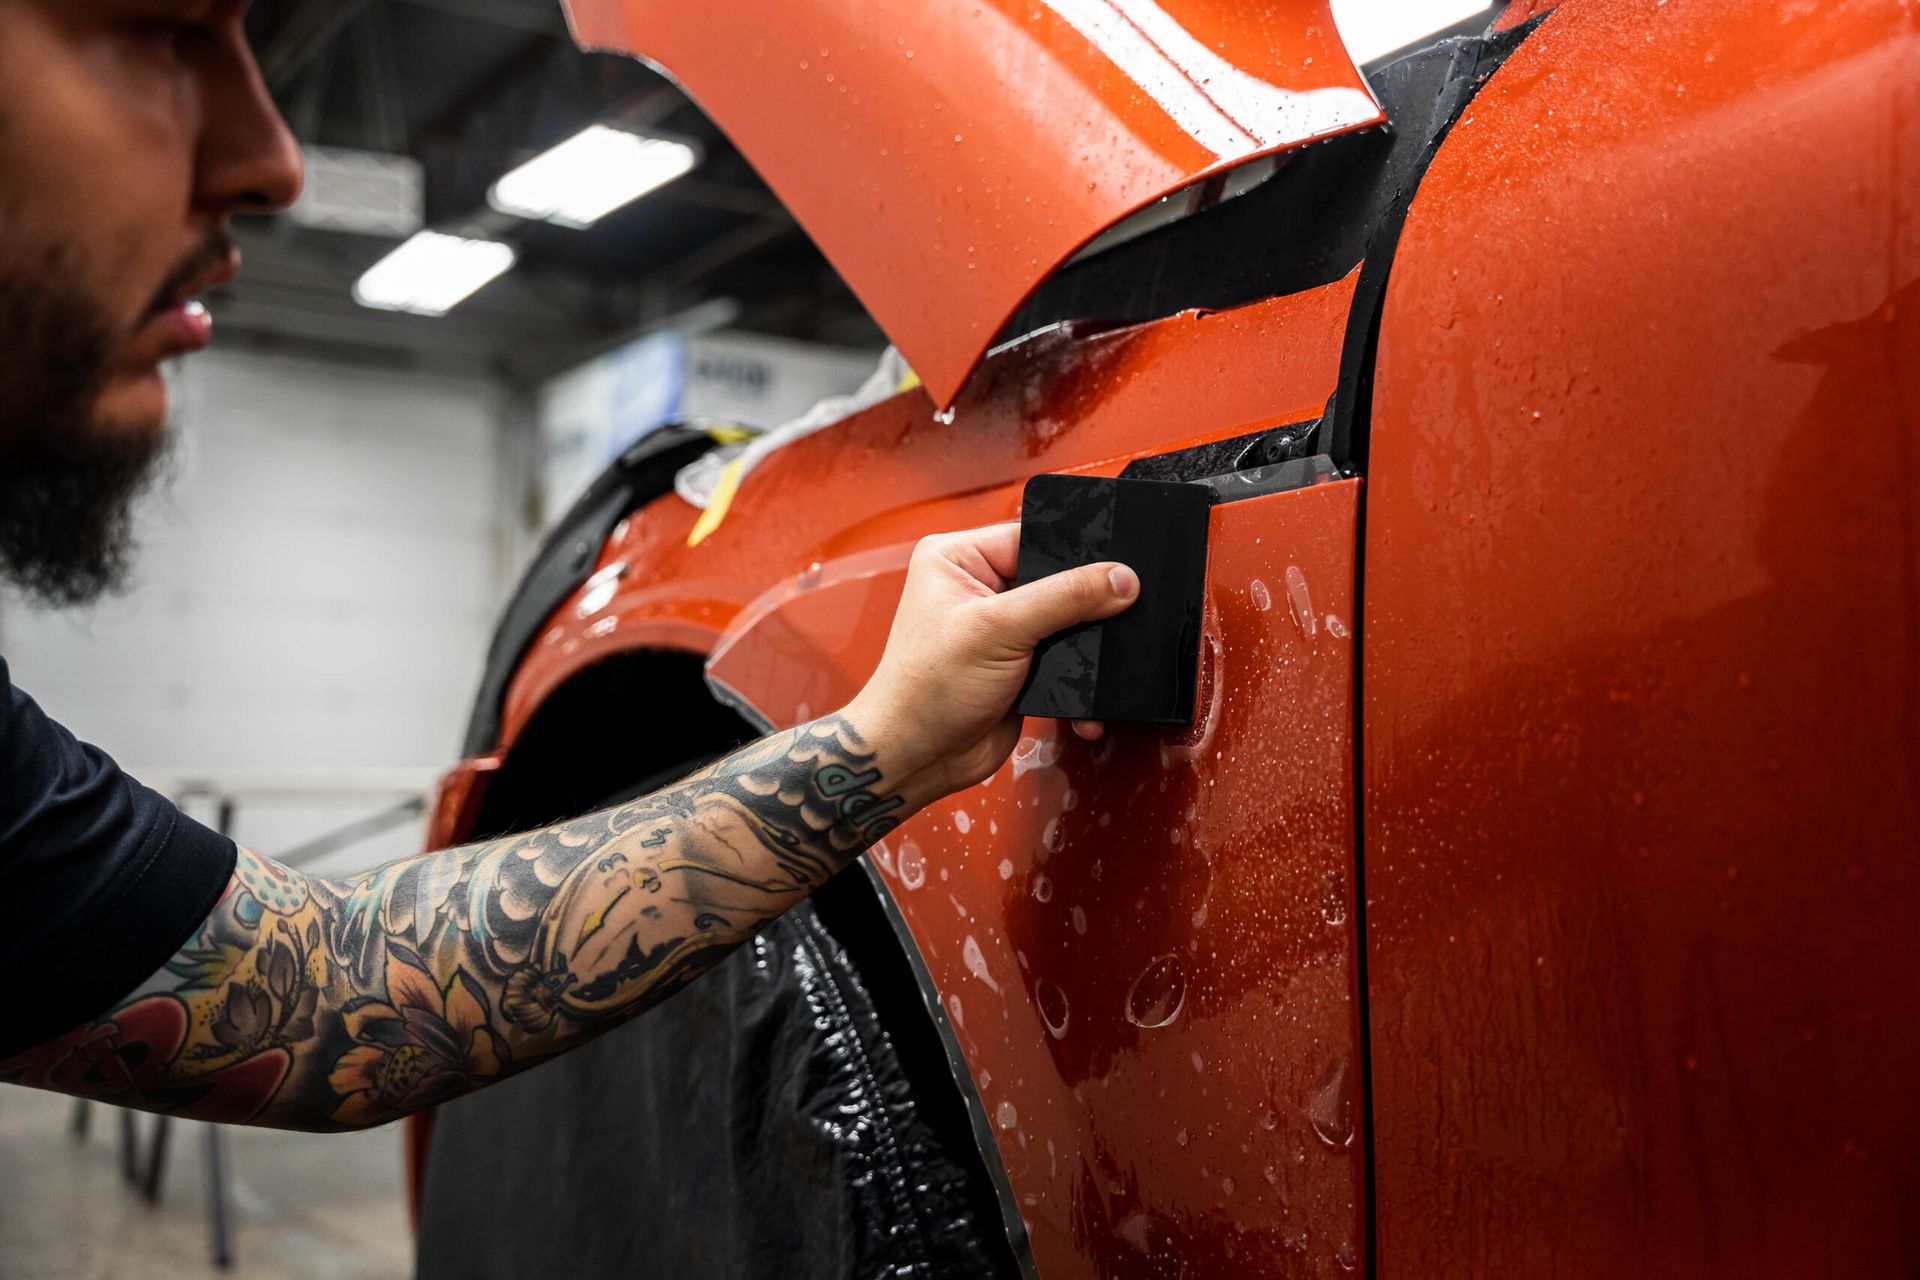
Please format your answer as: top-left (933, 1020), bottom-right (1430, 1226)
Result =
top-left (0, 714), bottom-right (928, 1130)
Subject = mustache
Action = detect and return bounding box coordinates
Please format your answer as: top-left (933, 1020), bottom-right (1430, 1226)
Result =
top-left (143, 227), bottom-right (237, 319)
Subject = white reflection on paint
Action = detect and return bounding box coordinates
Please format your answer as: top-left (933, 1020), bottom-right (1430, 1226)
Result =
top-left (1041, 0), bottom-right (1377, 157)
top-left (1331, 0), bottom-right (1495, 65)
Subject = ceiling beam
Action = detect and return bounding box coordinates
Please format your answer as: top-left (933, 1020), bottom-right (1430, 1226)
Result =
top-left (259, 0), bottom-right (376, 92)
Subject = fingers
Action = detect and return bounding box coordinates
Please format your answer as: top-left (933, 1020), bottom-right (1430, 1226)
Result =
top-left (917, 524), bottom-right (1020, 593)
top-left (964, 523), bottom-right (1022, 584)
top-left (982, 561), bottom-right (1139, 651)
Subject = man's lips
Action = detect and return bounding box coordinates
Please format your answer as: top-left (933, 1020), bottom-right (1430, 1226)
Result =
top-left (121, 249), bottom-right (240, 370)
top-left (121, 299), bottom-right (214, 371)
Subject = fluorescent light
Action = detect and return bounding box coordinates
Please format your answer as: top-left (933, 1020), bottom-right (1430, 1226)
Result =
top-left (1331, 0), bottom-right (1494, 64)
top-left (352, 231), bottom-right (516, 317)
top-left (489, 125), bottom-right (700, 230)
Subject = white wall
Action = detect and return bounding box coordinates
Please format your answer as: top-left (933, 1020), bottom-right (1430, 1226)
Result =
top-left (0, 347), bottom-right (520, 876)
top-left (538, 328), bottom-right (878, 526)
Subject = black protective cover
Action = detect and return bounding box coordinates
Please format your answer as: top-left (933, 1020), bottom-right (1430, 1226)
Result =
top-left (417, 881), bottom-right (1017, 1280)
top-left (1014, 474), bottom-right (1210, 726)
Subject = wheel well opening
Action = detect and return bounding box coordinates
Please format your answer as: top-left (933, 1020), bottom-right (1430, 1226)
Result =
top-left (468, 649), bottom-right (757, 840)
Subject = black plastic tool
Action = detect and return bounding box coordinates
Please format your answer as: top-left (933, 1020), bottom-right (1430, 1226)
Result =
top-left (1013, 473), bottom-right (1211, 727)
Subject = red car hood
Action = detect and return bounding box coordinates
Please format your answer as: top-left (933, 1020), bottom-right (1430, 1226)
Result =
top-left (562, 0), bottom-right (1383, 406)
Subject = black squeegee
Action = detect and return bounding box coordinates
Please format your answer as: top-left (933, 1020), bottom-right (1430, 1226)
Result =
top-left (1013, 473), bottom-right (1211, 727)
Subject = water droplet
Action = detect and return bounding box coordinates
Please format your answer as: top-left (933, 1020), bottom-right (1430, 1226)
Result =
top-left (1032, 874), bottom-right (1054, 903)
top-left (947, 993), bottom-right (964, 1027)
top-left (1325, 613), bottom-right (1350, 639)
top-left (963, 935), bottom-right (1000, 992)
top-left (1011, 734), bottom-right (1063, 779)
top-left (1337, 1241), bottom-right (1357, 1270)
top-left (1175, 1126), bottom-right (1191, 1147)
top-left (1321, 870), bottom-right (1348, 926)
top-left (954, 808), bottom-right (972, 834)
top-left (933, 406), bottom-right (956, 426)
top-left (797, 561), bottom-right (824, 589)
top-left (1309, 1058), bottom-right (1354, 1149)
top-left (1062, 789), bottom-right (1079, 811)
top-left (1261, 1108), bottom-right (1278, 1131)
top-left (998, 858), bottom-right (1014, 880)
top-left (1071, 906), bottom-right (1088, 935)
top-left (1220, 1175), bottom-right (1236, 1195)
top-left (1115, 1212), bottom-right (1178, 1260)
top-left (1125, 954), bottom-right (1187, 1029)
top-left (1249, 579), bottom-right (1273, 611)
top-left (1285, 566), bottom-right (1317, 638)
top-left (897, 838), bottom-right (926, 889)
top-left (1041, 817), bottom-right (1063, 859)
top-left (996, 1100), bottom-right (1019, 1130)
top-left (1034, 979), bottom-right (1070, 1038)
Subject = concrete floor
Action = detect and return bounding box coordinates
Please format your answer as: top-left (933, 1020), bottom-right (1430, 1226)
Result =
top-left (0, 1087), bottom-right (411, 1280)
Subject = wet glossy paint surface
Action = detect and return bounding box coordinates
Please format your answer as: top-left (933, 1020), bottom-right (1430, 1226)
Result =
top-left (485, 276), bottom-right (1367, 1278)
top-left (560, 0), bottom-right (1381, 405)
top-left (427, 1), bottom-right (1920, 1268)
top-left (500, 278), bottom-right (1359, 746)
top-left (871, 480), bottom-right (1367, 1279)
top-left (1364, 0), bottom-right (1920, 1271)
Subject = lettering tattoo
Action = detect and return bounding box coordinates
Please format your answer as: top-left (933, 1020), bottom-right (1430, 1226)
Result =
top-left (0, 715), bottom-right (908, 1130)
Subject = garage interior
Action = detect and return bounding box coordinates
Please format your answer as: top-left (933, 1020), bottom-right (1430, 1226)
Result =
top-left (5, 1), bottom-right (1909, 1278)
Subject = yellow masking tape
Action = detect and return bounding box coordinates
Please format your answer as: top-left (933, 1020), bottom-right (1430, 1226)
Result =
top-left (687, 455), bottom-right (746, 548)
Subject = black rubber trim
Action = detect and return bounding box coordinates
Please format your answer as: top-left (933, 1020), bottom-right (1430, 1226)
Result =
top-left (460, 424), bottom-right (723, 757)
top-left (1119, 415), bottom-right (1339, 505)
top-left (999, 14), bottom-right (1515, 347)
top-left (1325, 22), bottom-right (1544, 475)
top-left (1336, 18), bottom-right (1550, 1279)
top-left (1117, 419), bottom-right (1318, 484)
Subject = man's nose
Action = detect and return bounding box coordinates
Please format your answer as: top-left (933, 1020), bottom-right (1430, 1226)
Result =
top-left (194, 29), bottom-right (305, 217)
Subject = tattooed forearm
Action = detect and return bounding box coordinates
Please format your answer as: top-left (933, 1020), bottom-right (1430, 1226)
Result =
top-left (0, 714), bottom-right (920, 1130)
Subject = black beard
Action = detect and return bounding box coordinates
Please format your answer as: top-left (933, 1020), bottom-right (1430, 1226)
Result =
top-left (0, 241), bottom-right (168, 609)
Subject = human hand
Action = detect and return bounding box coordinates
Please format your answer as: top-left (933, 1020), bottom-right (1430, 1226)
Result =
top-left (843, 522), bottom-right (1138, 798)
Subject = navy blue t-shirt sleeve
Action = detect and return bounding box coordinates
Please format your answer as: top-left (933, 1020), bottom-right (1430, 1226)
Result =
top-left (0, 657), bottom-right (237, 1059)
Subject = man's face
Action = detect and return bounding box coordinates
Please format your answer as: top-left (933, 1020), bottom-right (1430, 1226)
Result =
top-left (0, 0), bottom-right (301, 605)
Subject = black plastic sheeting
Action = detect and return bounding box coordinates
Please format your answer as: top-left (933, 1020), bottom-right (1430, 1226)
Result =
top-left (416, 881), bottom-right (1018, 1280)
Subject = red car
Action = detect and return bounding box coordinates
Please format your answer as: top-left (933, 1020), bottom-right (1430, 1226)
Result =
top-left (408, 2), bottom-right (1920, 1276)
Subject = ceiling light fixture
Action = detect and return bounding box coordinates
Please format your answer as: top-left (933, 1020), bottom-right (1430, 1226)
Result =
top-left (1330, 0), bottom-right (1495, 65)
top-left (352, 230), bottom-right (517, 316)
top-left (489, 125), bottom-right (701, 230)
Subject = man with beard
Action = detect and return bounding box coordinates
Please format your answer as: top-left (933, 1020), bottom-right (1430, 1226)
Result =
top-left (0, 2), bottom-right (1137, 1130)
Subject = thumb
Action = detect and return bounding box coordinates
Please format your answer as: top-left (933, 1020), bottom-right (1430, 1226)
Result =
top-left (983, 562), bottom-right (1139, 652)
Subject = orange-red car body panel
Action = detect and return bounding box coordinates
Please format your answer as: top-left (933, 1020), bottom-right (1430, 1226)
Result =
top-left (558, 0), bottom-right (1382, 406)
top-left (415, 0), bottom-right (1920, 1273)
top-left (1363, 0), bottom-right (1920, 1272)
top-left (500, 274), bottom-right (1375, 1277)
